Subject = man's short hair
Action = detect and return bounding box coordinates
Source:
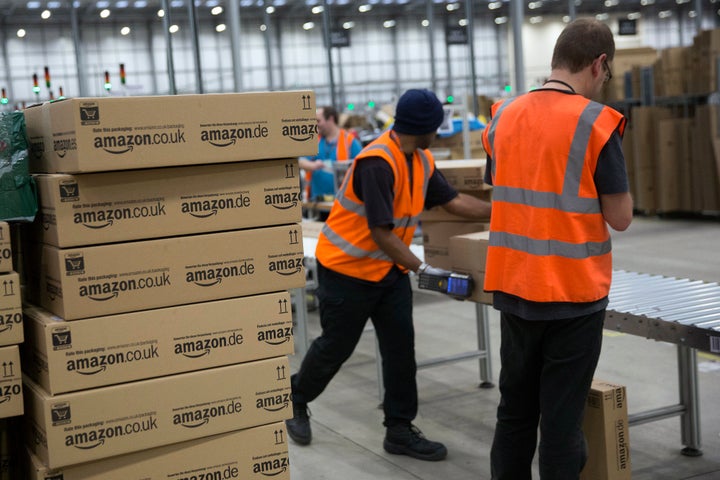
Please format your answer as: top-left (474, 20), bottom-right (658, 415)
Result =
top-left (319, 106), bottom-right (339, 124)
top-left (551, 18), bottom-right (615, 73)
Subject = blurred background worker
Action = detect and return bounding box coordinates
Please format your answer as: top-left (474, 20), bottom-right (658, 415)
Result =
top-left (299, 106), bottom-right (363, 204)
top-left (286, 89), bottom-right (492, 462)
top-left (481, 18), bottom-right (634, 480)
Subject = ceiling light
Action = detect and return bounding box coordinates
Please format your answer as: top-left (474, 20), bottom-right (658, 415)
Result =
top-left (211, 6), bottom-right (222, 14)
top-left (157, 9), bottom-right (164, 16)
top-left (383, 19), bottom-right (396, 28)
top-left (343, 21), bottom-right (355, 29)
top-left (169, 24), bottom-right (180, 33)
top-left (133, 1), bottom-right (147, 7)
top-left (96, 0), bottom-right (110, 7)
top-left (47, 1), bottom-right (61, 7)
top-left (676, 0), bottom-right (690, 4)
top-left (688, 10), bottom-right (697, 16)
top-left (259, 24), bottom-right (267, 31)
top-left (170, 0), bottom-right (183, 7)
top-left (489, 2), bottom-right (502, 10)
top-left (640, 0), bottom-right (655, 5)
top-left (494, 16), bottom-right (508, 24)
top-left (627, 12), bottom-right (641, 19)
top-left (528, 1), bottom-right (542, 9)
top-left (121, 26), bottom-right (131, 35)
top-left (446, 3), bottom-right (460, 11)
top-left (115, 1), bottom-right (128, 8)
top-left (40, 9), bottom-right (51, 18)
top-left (562, 15), bottom-right (571, 22)
top-left (216, 23), bottom-right (226, 32)
top-left (658, 9), bottom-right (672, 17)
top-left (421, 19), bottom-right (430, 27)
top-left (458, 18), bottom-right (468, 26)
top-left (303, 21), bottom-right (314, 30)
top-left (529, 16), bottom-right (543, 23)
top-left (26, 1), bottom-right (41, 8)
top-left (311, 5), bottom-right (323, 13)
top-left (595, 12), bottom-right (609, 20)
top-left (17, 28), bottom-right (26, 38)
top-left (266, 6), bottom-right (275, 13)
top-left (604, 0), bottom-right (618, 6)
top-left (100, 8), bottom-right (111, 18)
top-left (358, 4), bottom-right (372, 12)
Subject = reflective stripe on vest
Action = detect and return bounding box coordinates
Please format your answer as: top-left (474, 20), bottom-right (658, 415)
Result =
top-left (482, 93), bottom-right (624, 302)
top-left (316, 130), bottom-right (433, 281)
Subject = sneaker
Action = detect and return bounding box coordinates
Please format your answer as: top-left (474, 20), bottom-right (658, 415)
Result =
top-left (286, 402), bottom-right (312, 445)
top-left (383, 423), bottom-right (448, 461)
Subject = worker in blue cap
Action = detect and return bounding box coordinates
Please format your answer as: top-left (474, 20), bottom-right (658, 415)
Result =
top-left (286, 89), bottom-right (492, 461)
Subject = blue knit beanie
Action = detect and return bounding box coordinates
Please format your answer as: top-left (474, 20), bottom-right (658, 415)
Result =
top-left (393, 89), bottom-right (444, 136)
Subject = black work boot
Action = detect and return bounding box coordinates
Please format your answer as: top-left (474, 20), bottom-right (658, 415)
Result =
top-left (286, 402), bottom-right (312, 445)
top-left (383, 423), bottom-right (448, 461)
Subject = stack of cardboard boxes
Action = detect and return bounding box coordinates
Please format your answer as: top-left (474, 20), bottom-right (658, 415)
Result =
top-left (19, 92), bottom-right (317, 478)
top-left (0, 221), bottom-right (25, 480)
top-left (421, 159), bottom-right (491, 274)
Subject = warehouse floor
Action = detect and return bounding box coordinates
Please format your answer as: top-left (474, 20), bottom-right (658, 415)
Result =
top-left (288, 216), bottom-right (720, 480)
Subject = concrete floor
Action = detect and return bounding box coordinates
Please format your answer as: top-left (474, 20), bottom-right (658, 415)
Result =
top-left (289, 216), bottom-right (720, 480)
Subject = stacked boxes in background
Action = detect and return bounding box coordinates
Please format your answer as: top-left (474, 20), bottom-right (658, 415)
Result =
top-left (20, 91), bottom-right (317, 477)
top-left (421, 159), bottom-right (491, 270)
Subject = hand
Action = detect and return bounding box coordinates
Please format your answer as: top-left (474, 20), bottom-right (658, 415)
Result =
top-left (417, 263), bottom-right (452, 277)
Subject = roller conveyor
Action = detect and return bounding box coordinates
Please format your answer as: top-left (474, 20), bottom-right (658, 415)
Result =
top-left (605, 269), bottom-right (720, 457)
top-left (607, 270), bottom-right (720, 353)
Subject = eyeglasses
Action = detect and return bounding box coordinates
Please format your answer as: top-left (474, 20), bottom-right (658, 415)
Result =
top-left (602, 58), bottom-right (613, 83)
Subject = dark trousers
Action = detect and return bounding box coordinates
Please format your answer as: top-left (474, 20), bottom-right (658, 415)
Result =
top-left (291, 263), bottom-right (417, 426)
top-left (491, 309), bottom-right (605, 480)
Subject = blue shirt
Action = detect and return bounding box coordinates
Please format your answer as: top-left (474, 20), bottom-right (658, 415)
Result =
top-left (307, 135), bottom-right (363, 200)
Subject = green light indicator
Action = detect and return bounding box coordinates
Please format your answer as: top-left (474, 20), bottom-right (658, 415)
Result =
top-left (368, 101), bottom-right (375, 108)
top-left (446, 95), bottom-right (454, 103)
top-left (504, 85), bottom-right (512, 93)
top-left (0, 98), bottom-right (7, 105)
top-left (347, 103), bottom-right (355, 111)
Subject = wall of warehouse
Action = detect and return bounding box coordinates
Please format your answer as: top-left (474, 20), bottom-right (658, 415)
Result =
top-left (0, 9), bottom-right (719, 109)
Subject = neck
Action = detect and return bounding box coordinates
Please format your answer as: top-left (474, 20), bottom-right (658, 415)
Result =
top-left (393, 131), bottom-right (417, 155)
top-left (324, 125), bottom-right (341, 143)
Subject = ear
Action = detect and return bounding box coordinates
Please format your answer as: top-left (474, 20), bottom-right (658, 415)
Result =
top-left (592, 54), bottom-right (605, 80)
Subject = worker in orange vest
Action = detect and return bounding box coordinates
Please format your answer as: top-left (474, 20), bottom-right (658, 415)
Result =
top-left (481, 18), bottom-right (633, 479)
top-left (299, 106), bottom-right (363, 204)
top-left (287, 89), bottom-right (491, 461)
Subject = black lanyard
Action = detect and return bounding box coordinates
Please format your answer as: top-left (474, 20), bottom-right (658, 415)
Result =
top-left (543, 79), bottom-right (576, 94)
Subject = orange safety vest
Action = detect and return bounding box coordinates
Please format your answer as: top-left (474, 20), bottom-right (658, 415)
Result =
top-left (315, 130), bottom-right (434, 282)
top-left (305, 129), bottom-right (354, 200)
top-left (481, 91), bottom-right (626, 303)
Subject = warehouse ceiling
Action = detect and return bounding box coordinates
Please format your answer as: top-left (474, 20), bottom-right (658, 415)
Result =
top-left (0, 0), bottom-right (711, 27)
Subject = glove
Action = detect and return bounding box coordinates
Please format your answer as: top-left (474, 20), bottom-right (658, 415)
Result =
top-left (417, 262), bottom-right (452, 277)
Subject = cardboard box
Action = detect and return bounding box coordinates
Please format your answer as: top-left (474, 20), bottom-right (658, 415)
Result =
top-left (301, 219), bottom-right (325, 239)
top-left (0, 222), bottom-right (11, 273)
top-left (22, 292), bottom-right (293, 394)
top-left (0, 346), bottom-right (23, 419)
top-left (0, 272), bottom-right (23, 346)
top-left (24, 356), bottom-right (292, 468)
top-left (419, 190), bottom-right (492, 222)
top-left (24, 92), bottom-right (318, 173)
top-left (422, 222), bottom-right (489, 270)
top-left (449, 231), bottom-right (493, 304)
top-left (435, 159), bottom-right (491, 191)
top-left (580, 379), bottom-right (631, 480)
top-left (25, 421), bottom-right (290, 480)
top-left (34, 158), bottom-right (302, 247)
top-left (36, 224), bottom-right (305, 320)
